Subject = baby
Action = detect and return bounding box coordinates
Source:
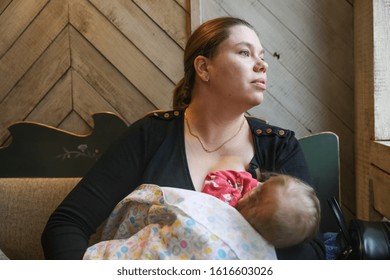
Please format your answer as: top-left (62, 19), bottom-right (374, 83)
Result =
top-left (202, 171), bottom-right (320, 248)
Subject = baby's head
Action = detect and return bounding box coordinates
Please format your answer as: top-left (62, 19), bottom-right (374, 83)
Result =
top-left (237, 175), bottom-right (320, 248)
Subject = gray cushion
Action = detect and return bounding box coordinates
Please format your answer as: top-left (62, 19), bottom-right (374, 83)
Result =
top-left (0, 178), bottom-right (80, 259)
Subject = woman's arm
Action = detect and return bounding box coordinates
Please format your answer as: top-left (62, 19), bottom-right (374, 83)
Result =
top-left (41, 118), bottom-right (153, 259)
top-left (274, 130), bottom-right (312, 184)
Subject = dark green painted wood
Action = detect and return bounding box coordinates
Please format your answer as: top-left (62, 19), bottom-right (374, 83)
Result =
top-left (0, 113), bottom-right (128, 177)
top-left (299, 132), bottom-right (340, 232)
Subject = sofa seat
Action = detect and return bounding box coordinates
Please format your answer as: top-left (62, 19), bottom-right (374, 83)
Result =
top-left (0, 178), bottom-right (81, 259)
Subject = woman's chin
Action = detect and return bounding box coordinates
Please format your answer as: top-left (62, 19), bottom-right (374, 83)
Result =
top-left (251, 92), bottom-right (264, 106)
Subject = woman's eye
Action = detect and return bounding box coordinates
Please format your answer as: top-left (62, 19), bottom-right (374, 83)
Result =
top-left (239, 50), bottom-right (250, 56)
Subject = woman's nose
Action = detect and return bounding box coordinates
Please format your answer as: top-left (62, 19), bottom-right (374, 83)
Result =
top-left (254, 60), bottom-right (268, 73)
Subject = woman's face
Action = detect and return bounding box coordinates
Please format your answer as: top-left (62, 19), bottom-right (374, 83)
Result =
top-left (207, 25), bottom-right (268, 109)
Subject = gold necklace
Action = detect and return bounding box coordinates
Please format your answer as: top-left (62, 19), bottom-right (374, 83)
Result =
top-left (185, 112), bottom-right (245, 153)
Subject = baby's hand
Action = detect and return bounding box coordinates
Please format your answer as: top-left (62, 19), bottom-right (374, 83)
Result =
top-left (147, 205), bottom-right (177, 225)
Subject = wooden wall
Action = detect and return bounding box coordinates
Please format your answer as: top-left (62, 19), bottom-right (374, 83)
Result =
top-left (355, 0), bottom-right (390, 221)
top-left (193, 0), bottom-right (355, 218)
top-left (1, 0), bottom-right (356, 218)
top-left (0, 0), bottom-right (187, 143)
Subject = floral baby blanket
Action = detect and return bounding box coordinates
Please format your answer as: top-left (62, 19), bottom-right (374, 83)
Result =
top-left (83, 184), bottom-right (276, 260)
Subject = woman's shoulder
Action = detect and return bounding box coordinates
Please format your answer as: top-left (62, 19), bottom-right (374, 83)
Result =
top-left (128, 109), bottom-right (183, 129)
top-left (144, 109), bottom-right (183, 121)
top-left (116, 110), bottom-right (183, 149)
top-left (246, 115), bottom-right (294, 139)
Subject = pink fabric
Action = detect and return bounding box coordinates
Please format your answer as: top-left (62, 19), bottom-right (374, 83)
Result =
top-left (202, 170), bottom-right (258, 207)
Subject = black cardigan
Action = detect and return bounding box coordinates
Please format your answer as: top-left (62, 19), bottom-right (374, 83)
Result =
top-left (42, 110), bottom-right (324, 260)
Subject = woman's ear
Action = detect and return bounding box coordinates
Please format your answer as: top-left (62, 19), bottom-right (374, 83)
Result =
top-left (194, 55), bottom-right (210, 82)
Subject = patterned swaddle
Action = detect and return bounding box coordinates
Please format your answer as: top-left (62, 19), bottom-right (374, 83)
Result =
top-left (83, 184), bottom-right (276, 260)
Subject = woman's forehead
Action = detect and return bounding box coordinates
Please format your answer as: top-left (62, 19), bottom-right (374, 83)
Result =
top-left (223, 25), bottom-right (262, 49)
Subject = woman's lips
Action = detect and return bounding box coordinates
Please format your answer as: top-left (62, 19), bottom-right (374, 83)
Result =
top-left (252, 79), bottom-right (266, 90)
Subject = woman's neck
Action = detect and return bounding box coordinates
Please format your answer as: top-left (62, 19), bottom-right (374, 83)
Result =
top-left (183, 102), bottom-right (254, 191)
top-left (185, 103), bottom-right (246, 146)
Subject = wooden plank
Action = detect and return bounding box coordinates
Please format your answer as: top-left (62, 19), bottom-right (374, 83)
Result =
top-left (184, 0), bottom-right (191, 39)
top-left (175, 0), bottom-right (190, 37)
top-left (355, 0), bottom-right (374, 220)
top-left (0, 135), bottom-right (11, 148)
top-left (371, 141), bottom-right (390, 174)
top-left (0, 27), bottom-right (71, 144)
top-left (72, 69), bottom-right (120, 127)
top-left (203, 0), bottom-right (229, 22)
top-left (175, 0), bottom-right (188, 11)
top-left (355, 0), bottom-right (390, 220)
top-left (198, 0), bottom-right (238, 25)
top-left (205, 0), bottom-right (354, 130)
top-left (27, 70), bottom-right (73, 126)
top-left (370, 165), bottom-right (390, 219)
top-left (190, 0), bottom-right (202, 31)
top-left (260, 0), bottom-right (353, 88)
top-left (133, 0), bottom-right (187, 48)
top-left (69, 26), bottom-right (156, 123)
top-left (90, 0), bottom-right (183, 83)
top-left (58, 111), bottom-right (91, 135)
top-left (373, 0), bottom-right (390, 140)
top-left (0, 0), bottom-right (49, 57)
top-left (0, 0), bottom-right (12, 15)
top-left (69, 0), bottom-right (174, 109)
top-left (298, 0), bottom-right (353, 45)
top-left (0, 0), bottom-right (68, 101)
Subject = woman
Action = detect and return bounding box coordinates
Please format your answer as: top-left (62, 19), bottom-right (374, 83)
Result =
top-left (42, 17), bottom-right (325, 259)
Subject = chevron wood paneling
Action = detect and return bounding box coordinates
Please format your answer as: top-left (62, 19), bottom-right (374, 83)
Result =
top-left (0, 0), bottom-right (187, 145)
top-left (0, 1), bottom-right (12, 14)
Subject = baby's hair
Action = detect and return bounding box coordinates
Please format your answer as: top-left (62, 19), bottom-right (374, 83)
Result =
top-left (257, 175), bottom-right (321, 248)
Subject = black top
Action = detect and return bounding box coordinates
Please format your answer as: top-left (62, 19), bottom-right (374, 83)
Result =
top-left (41, 110), bottom-right (324, 260)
